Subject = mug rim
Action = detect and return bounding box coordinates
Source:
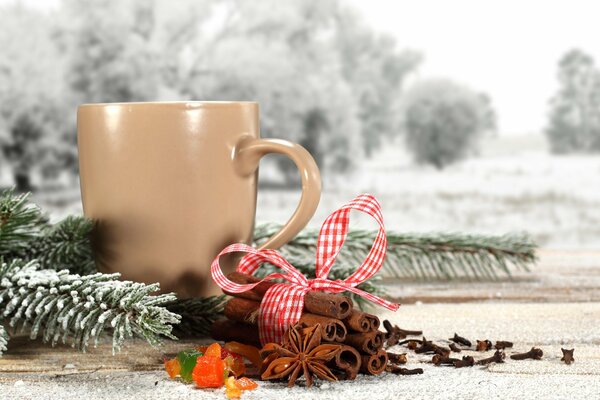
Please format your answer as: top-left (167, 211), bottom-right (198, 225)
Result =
top-left (79, 101), bottom-right (258, 108)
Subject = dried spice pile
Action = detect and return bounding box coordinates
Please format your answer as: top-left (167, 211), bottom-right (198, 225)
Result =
top-left (211, 272), bottom-right (403, 381)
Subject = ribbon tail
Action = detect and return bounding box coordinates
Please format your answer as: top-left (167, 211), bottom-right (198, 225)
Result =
top-left (319, 280), bottom-right (400, 312)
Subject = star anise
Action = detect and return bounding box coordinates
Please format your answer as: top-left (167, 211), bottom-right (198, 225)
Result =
top-left (260, 323), bottom-right (341, 387)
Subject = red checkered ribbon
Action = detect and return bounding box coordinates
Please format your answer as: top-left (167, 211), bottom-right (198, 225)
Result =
top-left (210, 194), bottom-right (399, 345)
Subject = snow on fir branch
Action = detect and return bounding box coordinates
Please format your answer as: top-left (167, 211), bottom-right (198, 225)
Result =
top-left (0, 259), bottom-right (180, 356)
top-left (0, 324), bottom-right (7, 354)
top-left (254, 223), bottom-right (537, 280)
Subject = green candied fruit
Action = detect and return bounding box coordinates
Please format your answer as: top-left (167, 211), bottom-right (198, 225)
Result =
top-left (177, 349), bottom-right (203, 382)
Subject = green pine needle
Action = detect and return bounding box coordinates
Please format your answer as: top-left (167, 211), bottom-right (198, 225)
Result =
top-left (0, 189), bottom-right (47, 259)
top-left (32, 216), bottom-right (95, 275)
top-left (0, 324), bottom-right (7, 355)
top-left (166, 296), bottom-right (227, 337)
top-left (0, 259), bottom-right (180, 355)
top-left (254, 223), bottom-right (537, 280)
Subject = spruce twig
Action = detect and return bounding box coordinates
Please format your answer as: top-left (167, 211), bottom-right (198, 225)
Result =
top-left (0, 324), bottom-right (7, 355)
top-left (166, 296), bottom-right (227, 337)
top-left (0, 259), bottom-right (180, 355)
top-left (31, 216), bottom-right (95, 275)
top-left (0, 189), bottom-right (47, 259)
top-left (254, 223), bottom-right (537, 280)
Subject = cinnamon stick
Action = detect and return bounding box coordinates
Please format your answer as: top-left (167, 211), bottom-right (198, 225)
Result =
top-left (343, 310), bottom-right (380, 333)
top-left (344, 331), bottom-right (384, 355)
top-left (224, 297), bottom-right (260, 324)
top-left (224, 297), bottom-right (347, 342)
top-left (210, 319), bottom-right (260, 347)
top-left (360, 349), bottom-right (388, 375)
top-left (224, 272), bottom-right (353, 319)
top-left (327, 345), bottom-right (362, 380)
top-left (299, 313), bottom-right (347, 343)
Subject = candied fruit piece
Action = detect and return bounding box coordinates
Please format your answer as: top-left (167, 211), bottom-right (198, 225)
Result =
top-left (224, 342), bottom-right (262, 368)
top-left (177, 349), bottom-right (203, 383)
top-left (234, 377), bottom-right (258, 390)
top-left (223, 355), bottom-right (246, 378)
top-left (205, 342), bottom-right (222, 358)
top-left (192, 355), bottom-right (225, 388)
top-left (225, 377), bottom-right (242, 399)
top-left (164, 357), bottom-right (181, 379)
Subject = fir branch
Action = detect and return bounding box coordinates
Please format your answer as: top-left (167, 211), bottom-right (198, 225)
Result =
top-left (0, 189), bottom-right (47, 258)
top-left (0, 323), bottom-right (7, 356)
top-left (31, 216), bottom-right (96, 275)
top-left (254, 223), bottom-right (537, 280)
top-left (0, 259), bottom-right (180, 354)
top-left (165, 296), bottom-right (226, 337)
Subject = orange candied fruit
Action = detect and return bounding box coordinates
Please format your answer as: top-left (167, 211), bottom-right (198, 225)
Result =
top-left (224, 355), bottom-right (246, 378)
top-left (234, 377), bottom-right (258, 390)
top-left (225, 377), bottom-right (243, 399)
top-left (192, 355), bottom-right (225, 388)
top-left (164, 357), bottom-right (181, 379)
top-left (224, 342), bottom-right (262, 369)
top-left (204, 342), bottom-right (222, 358)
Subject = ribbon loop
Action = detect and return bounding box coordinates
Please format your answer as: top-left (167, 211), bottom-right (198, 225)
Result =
top-left (210, 193), bottom-right (399, 345)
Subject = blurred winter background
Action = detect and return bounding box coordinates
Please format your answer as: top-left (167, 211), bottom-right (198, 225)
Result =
top-left (0, 0), bottom-right (599, 249)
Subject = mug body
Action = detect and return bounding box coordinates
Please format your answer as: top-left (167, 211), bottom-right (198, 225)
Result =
top-left (77, 102), bottom-right (259, 297)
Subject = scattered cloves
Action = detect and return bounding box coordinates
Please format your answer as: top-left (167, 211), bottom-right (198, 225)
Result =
top-left (387, 352), bottom-right (408, 365)
top-left (383, 320), bottom-right (423, 347)
top-left (494, 341), bottom-right (513, 350)
top-left (415, 338), bottom-right (436, 354)
top-left (433, 345), bottom-right (451, 357)
top-left (386, 365), bottom-right (424, 375)
top-left (561, 348), bottom-right (574, 365)
top-left (449, 333), bottom-right (472, 347)
top-left (449, 343), bottom-right (462, 353)
top-left (406, 340), bottom-right (419, 351)
top-left (476, 340), bottom-right (493, 352)
top-left (477, 350), bottom-right (506, 365)
top-left (432, 354), bottom-right (461, 366)
top-left (510, 347), bottom-right (543, 360)
top-left (453, 356), bottom-right (475, 368)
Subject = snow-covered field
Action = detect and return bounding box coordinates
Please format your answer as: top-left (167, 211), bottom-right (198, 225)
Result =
top-left (256, 135), bottom-right (600, 249)
top-left (25, 134), bottom-right (600, 250)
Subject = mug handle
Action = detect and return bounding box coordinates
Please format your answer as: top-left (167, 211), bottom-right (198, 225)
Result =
top-left (234, 136), bottom-right (321, 250)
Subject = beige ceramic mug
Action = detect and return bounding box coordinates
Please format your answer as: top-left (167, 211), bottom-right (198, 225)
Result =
top-left (77, 101), bottom-right (321, 297)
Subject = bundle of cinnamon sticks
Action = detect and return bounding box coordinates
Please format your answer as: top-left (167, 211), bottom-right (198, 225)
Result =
top-left (211, 271), bottom-right (388, 379)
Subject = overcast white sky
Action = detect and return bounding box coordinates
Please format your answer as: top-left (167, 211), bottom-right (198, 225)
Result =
top-left (4, 0), bottom-right (600, 135)
top-left (349, 0), bottom-right (600, 135)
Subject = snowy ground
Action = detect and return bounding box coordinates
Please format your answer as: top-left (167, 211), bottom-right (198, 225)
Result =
top-left (1, 302), bottom-right (599, 400)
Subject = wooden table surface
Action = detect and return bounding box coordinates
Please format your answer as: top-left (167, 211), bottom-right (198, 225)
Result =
top-left (1, 249), bottom-right (599, 394)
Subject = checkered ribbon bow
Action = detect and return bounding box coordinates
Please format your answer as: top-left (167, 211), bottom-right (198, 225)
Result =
top-left (211, 194), bottom-right (400, 345)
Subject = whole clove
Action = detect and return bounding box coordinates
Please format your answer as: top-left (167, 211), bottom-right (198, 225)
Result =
top-left (510, 347), bottom-right (543, 360)
top-left (494, 341), bottom-right (514, 350)
top-left (453, 356), bottom-right (475, 368)
top-left (561, 348), bottom-right (574, 365)
top-left (433, 345), bottom-right (451, 357)
top-left (432, 354), bottom-right (461, 366)
top-left (386, 365), bottom-right (424, 375)
top-left (477, 350), bottom-right (506, 365)
top-left (476, 340), bottom-right (493, 352)
top-left (406, 340), bottom-right (419, 351)
top-left (449, 343), bottom-right (462, 353)
top-left (414, 338), bottom-right (436, 354)
top-left (383, 320), bottom-right (422, 348)
top-left (387, 352), bottom-right (408, 365)
top-left (383, 320), bottom-right (423, 337)
top-left (449, 333), bottom-right (472, 347)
